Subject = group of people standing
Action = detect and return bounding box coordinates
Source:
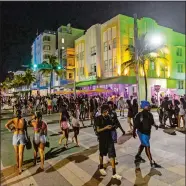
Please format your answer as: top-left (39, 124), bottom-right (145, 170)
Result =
top-left (5, 92), bottom-right (186, 181)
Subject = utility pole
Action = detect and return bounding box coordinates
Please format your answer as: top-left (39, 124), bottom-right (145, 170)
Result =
top-left (134, 13), bottom-right (141, 106)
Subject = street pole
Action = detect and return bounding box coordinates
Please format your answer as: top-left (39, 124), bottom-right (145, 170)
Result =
top-left (134, 13), bottom-right (141, 106)
top-left (74, 68), bottom-right (76, 98)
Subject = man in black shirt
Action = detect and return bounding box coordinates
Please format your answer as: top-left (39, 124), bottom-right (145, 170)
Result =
top-left (96, 104), bottom-right (122, 180)
top-left (107, 101), bottom-right (125, 135)
top-left (133, 101), bottom-right (160, 168)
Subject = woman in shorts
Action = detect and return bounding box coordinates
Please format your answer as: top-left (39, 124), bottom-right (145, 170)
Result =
top-left (5, 110), bottom-right (27, 174)
top-left (29, 112), bottom-right (48, 171)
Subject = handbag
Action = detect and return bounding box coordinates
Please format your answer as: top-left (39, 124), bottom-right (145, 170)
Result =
top-left (111, 130), bottom-right (117, 143)
top-left (45, 141), bottom-right (50, 148)
top-left (25, 136), bottom-right (32, 150)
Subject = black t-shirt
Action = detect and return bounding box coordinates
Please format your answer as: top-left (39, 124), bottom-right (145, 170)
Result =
top-left (96, 115), bottom-right (113, 143)
top-left (134, 110), bottom-right (155, 135)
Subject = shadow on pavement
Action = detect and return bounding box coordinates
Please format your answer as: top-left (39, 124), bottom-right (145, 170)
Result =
top-left (163, 128), bottom-right (176, 135)
top-left (45, 145), bottom-right (98, 173)
top-left (134, 161), bottom-right (162, 186)
top-left (45, 146), bottom-right (76, 160)
top-left (82, 168), bottom-right (105, 186)
top-left (106, 178), bottom-right (121, 186)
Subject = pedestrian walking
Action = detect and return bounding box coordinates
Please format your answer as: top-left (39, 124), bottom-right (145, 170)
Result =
top-left (95, 104), bottom-right (122, 180)
top-left (29, 112), bottom-right (48, 171)
top-left (133, 101), bottom-right (161, 168)
top-left (126, 99), bottom-right (133, 133)
top-left (59, 112), bottom-right (70, 148)
top-left (71, 112), bottom-right (80, 147)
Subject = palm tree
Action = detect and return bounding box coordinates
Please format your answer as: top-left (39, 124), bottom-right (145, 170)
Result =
top-left (23, 69), bottom-right (36, 96)
top-left (2, 77), bottom-right (12, 91)
top-left (12, 74), bottom-right (25, 89)
top-left (121, 34), bottom-right (167, 101)
top-left (39, 55), bottom-right (62, 94)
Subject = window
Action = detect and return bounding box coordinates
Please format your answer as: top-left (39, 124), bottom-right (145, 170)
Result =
top-left (104, 60), bottom-right (108, 71)
top-left (43, 45), bottom-right (50, 50)
top-left (109, 59), bottom-right (112, 70)
top-left (62, 38), bottom-right (64, 43)
top-left (43, 36), bottom-right (50, 41)
top-left (178, 80), bottom-right (184, 89)
top-left (151, 61), bottom-right (155, 70)
top-left (69, 73), bottom-right (73, 79)
top-left (56, 75), bottom-right (58, 81)
top-left (80, 67), bottom-right (84, 75)
top-left (91, 63), bottom-right (96, 73)
top-left (113, 38), bottom-right (117, 48)
top-left (91, 46), bottom-right (96, 55)
top-left (177, 64), bottom-right (183, 73)
top-left (43, 54), bottom-right (50, 59)
top-left (104, 42), bottom-right (108, 52)
top-left (176, 48), bottom-right (182, 56)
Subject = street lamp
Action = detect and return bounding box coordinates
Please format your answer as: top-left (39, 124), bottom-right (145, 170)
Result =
top-left (149, 34), bottom-right (164, 47)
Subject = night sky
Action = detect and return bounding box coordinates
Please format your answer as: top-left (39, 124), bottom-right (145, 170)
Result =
top-left (0, 1), bottom-right (185, 82)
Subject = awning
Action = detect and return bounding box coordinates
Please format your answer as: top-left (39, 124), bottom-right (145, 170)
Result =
top-left (76, 80), bottom-right (97, 87)
top-left (64, 83), bottom-right (74, 89)
top-left (97, 76), bottom-right (136, 85)
top-left (64, 76), bottom-right (136, 89)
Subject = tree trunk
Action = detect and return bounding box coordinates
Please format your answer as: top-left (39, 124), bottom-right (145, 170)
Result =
top-left (29, 85), bottom-right (32, 97)
top-left (143, 63), bottom-right (148, 101)
top-left (49, 71), bottom-right (52, 95)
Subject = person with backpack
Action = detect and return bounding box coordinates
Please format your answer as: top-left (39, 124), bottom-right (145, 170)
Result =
top-left (95, 104), bottom-right (122, 180)
top-left (133, 101), bottom-right (160, 168)
top-left (29, 112), bottom-right (48, 171)
top-left (5, 110), bottom-right (28, 174)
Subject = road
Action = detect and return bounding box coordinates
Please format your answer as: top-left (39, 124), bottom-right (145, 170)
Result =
top-left (1, 111), bottom-right (185, 186)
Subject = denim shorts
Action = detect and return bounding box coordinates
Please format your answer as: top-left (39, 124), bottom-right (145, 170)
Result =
top-left (12, 134), bottom-right (26, 146)
top-left (33, 133), bottom-right (46, 145)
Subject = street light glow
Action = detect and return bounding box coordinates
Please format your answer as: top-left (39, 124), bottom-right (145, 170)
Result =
top-left (57, 66), bottom-right (61, 70)
top-left (149, 34), bottom-right (164, 46)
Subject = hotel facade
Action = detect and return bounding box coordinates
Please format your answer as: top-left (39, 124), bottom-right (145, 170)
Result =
top-left (72, 14), bottom-right (185, 101)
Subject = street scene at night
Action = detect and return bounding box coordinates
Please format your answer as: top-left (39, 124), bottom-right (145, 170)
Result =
top-left (0, 1), bottom-right (185, 186)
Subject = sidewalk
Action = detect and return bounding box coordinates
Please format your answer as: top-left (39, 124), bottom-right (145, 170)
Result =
top-left (1, 120), bottom-right (185, 186)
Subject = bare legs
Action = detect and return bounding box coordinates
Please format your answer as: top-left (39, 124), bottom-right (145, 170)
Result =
top-left (14, 145), bottom-right (25, 174)
top-left (59, 129), bottom-right (69, 148)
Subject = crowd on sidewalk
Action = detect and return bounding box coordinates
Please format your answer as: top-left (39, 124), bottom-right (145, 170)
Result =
top-left (3, 93), bottom-right (186, 181)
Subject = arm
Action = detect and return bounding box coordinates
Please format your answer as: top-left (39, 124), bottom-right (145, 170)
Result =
top-left (97, 125), bottom-right (111, 133)
top-left (151, 114), bottom-right (158, 129)
top-left (5, 119), bottom-right (14, 131)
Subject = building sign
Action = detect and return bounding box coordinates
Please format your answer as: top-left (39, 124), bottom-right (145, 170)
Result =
top-left (79, 75), bottom-right (97, 82)
top-left (154, 85), bottom-right (161, 92)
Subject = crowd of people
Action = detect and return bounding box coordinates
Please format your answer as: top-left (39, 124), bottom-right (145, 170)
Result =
top-left (3, 93), bottom-right (186, 180)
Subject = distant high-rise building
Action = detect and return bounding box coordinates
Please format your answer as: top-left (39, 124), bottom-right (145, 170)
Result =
top-left (31, 30), bottom-right (56, 89)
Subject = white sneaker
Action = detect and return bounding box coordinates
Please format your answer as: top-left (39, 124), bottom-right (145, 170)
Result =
top-left (99, 169), bottom-right (107, 176)
top-left (112, 174), bottom-right (122, 180)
